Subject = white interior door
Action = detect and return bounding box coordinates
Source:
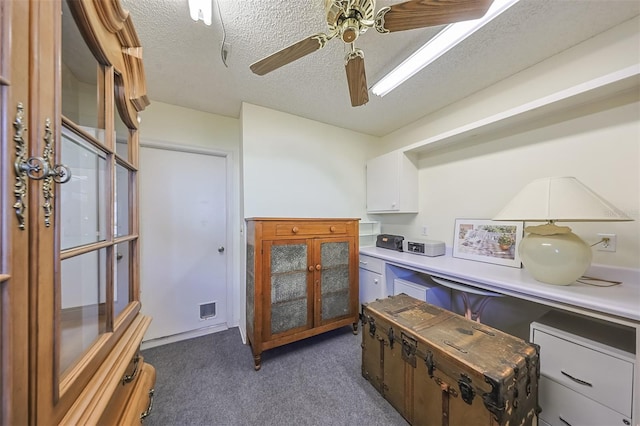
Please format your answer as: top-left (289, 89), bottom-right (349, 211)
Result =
top-left (139, 145), bottom-right (228, 341)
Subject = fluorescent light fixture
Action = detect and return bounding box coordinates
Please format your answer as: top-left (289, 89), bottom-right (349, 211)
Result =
top-left (371, 0), bottom-right (520, 97)
top-left (188, 0), bottom-right (212, 26)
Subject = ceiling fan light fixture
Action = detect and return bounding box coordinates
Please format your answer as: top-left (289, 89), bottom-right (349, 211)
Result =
top-left (341, 18), bottom-right (361, 43)
top-left (371, 0), bottom-right (520, 98)
top-left (188, 0), bottom-right (212, 26)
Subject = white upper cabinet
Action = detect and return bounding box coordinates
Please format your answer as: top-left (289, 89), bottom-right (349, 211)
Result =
top-left (366, 151), bottom-right (418, 213)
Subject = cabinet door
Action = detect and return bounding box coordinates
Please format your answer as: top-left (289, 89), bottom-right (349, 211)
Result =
top-left (366, 152), bottom-right (401, 211)
top-left (263, 239), bottom-right (314, 339)
top-left (1, 0), bottom-right (30, 423)
top-left (366, 151), bottom-right (418, 213)
top-left (33, 1), bottom-right (147, 423)
top-left (314, 237), bottom-right (357, 325)
top-left (359, 268), bottom-right (384, 304)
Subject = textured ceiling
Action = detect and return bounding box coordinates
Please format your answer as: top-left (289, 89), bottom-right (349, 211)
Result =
top-left (110, 0), bottom-right (639, 137)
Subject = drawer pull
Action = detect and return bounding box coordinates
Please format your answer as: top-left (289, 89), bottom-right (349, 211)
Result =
top-left (561, 370), bottom-right (593, 387)
top-left (291, 226), bottom-right (299, 234)
top-left (558, 415), bottom-right (572, 426)
top-left (140, 388), bottom-right (155, 421)
top-left (122, 355), bottom-right (140, 385)
top-left (359, 261), bottom-right (368, 265)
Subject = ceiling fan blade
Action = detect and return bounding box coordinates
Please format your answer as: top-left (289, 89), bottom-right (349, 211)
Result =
top-left (345, 49), bottom-right (368, 107)
top-left (250, 34), bottom-right (330, 76)
top-left (376, 0), bottom-right (494, 33)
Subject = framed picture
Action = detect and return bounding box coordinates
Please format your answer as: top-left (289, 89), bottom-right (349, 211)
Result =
top-left (453, 219), bottom-right (524, 268)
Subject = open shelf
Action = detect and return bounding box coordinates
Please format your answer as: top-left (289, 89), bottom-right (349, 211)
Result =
top-left (404, 65), bottom-right (640, 156)
top-left (359, 221), bottom-right (381, 247)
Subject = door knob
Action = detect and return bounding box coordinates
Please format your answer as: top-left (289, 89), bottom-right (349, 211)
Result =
top-left (218, 246), bottom-right (225, 253)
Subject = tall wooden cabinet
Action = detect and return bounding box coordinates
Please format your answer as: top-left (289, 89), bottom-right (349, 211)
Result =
top-left (246, 218), bottom-right (360, 370)
top-left (1, 0), bottom-right (154, 424)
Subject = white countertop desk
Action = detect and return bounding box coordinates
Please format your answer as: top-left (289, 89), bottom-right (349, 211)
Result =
top-left (360, 246), bottom-right (640, 422)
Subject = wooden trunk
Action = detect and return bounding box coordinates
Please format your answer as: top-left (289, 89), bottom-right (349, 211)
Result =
top-left (362, 294), bottom-right (539, 426)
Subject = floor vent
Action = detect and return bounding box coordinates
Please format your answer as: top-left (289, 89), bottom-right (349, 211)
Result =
top-left (200, 302), bottom-right (216, 320)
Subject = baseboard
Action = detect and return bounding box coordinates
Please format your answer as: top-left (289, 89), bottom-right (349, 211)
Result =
top-left (239, 325), bottom-right (247, 345)
top-left (141, 323), bottom-right (229, 350)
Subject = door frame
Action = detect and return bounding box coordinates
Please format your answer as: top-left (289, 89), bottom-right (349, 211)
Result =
top-left (138, 140), bottom-right (235, 348)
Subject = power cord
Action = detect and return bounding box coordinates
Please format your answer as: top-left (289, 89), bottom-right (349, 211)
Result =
top-left (216, 0), bottom-right (228, 67)
top-left (590, 237), bottom-right (611, 248)
top-left (576, 276), bottom-right (622, 287)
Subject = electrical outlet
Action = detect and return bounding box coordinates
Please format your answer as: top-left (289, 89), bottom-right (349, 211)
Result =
top-left (597, 233), bottom-right (616, 252)
top-left (421, 226), bottom-right (428, 236)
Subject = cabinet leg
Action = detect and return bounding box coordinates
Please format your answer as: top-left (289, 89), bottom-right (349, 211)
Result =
top-left (352, 321), bottom-right (359, 335)
top-left (253, 354), bottom-right (261, 371)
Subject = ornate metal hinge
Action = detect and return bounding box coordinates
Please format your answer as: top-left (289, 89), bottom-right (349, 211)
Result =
top-left (13, 103), bottom-right (28, 229)
top-left (39, 119), bottom-right (72, 226)
top-left (458, 374), bottom-right (475, 405)
top-left (424, 350), bottom-right (436, 378)
top-left (13, 108), bottom-right (72, 229)
top-left (400, 332), bottom-right (417, 368)
top-left (367, 316), bottom-right (376, 337)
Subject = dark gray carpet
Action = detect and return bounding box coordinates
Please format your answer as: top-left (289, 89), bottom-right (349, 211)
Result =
top-left (141, 326), bottom-right (408, 426)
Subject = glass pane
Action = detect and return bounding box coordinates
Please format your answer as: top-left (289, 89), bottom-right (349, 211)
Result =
top-left (320, 241), bottom-right (350, 321)
top-left (270, 243), bottom-right (308, 334)
top-left (60, 249), bottom-right (107, 376)
top-left (60, 129), bottom-right (107, 250)
top-left (61, 0), bottom-right (103, 137)
top-left (114, 243), bottom-right (131, 319)
top-left (114, 86), bottom-right (130, 161)
top-left (115, 162), bottom-right (130, 237)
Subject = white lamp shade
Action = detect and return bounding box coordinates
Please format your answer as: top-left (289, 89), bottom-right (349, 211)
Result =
top-left (493, 176), bottom-right (632, 222)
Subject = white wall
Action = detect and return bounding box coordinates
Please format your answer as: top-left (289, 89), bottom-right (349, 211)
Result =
top-left (382, 96), bottom-right (639, 267)
top-left (239, 103), bottom-right (379, 341)
top-left (137, 101), bottom-right (243, 328)
top-left (379, 16), bottom-right (640, 153)
top-left (373, 16), bottom-right (640, 270)
top-left (241, 102), bottom-right (377, 219)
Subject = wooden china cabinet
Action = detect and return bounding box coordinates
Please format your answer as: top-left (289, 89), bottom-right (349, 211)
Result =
top-left (245, 218), bottom-right (360, 370)
top-left (1, 0), bottom-right (154, 424)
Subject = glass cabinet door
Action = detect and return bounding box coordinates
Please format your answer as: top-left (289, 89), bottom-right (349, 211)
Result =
top-left (0, 1), bottom-right (28, 422)
top-left (315, 238), bottom-right (355, 325)
top-left (31, 0), bottom-right (146, 422)
top-left (265, 239), bottom-right (314, 338)
top-left (1, 1), bottom-right (10, 421)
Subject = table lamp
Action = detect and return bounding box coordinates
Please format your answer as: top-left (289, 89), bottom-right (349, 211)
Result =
top-left (493, 176), bottom-right (633, 285)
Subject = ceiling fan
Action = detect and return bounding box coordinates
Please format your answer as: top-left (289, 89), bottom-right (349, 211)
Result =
top-left (250, 0), bottom-right (494, 107)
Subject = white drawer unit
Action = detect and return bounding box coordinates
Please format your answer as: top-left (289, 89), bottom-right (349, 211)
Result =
top-left (539, 376), bottom-right (630, 426)
top-left (359, 255), bottom-right (386, 304)
top-left (531, 310), bottom-right (635, 426)
top-left (358, 254), bottom-right (384, 275)
top-left (393, 277), bottom-right (451, 311)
